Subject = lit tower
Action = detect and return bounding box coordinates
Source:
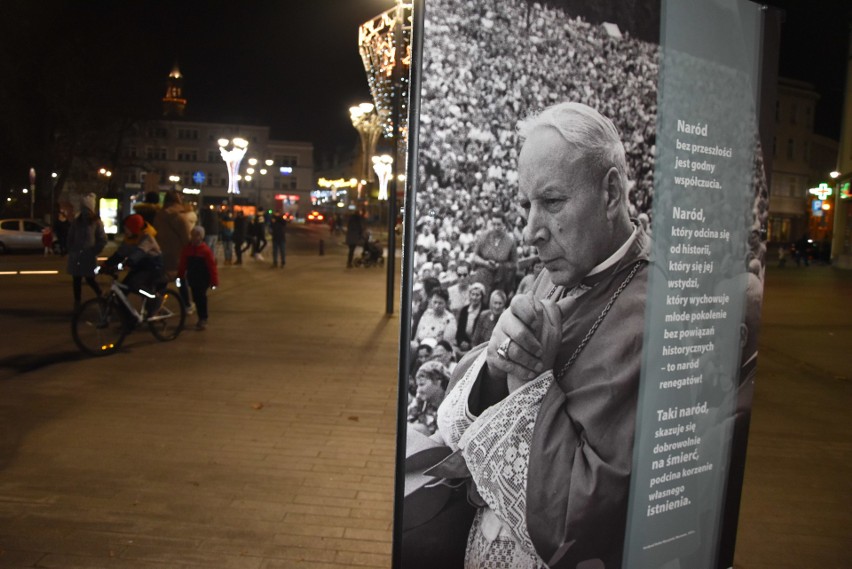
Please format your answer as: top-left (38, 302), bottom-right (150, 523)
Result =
top-left (162, 63), bottom-right (187, 118)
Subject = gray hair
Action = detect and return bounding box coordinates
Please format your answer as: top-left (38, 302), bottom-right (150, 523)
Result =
top-left (518, 102), bottom-right (628, 187)
top-left (191, 225), bottom-right (206, 239)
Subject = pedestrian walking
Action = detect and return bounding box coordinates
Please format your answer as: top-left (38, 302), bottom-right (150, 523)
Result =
top-left (200, 206), bottom-right (220, 258)
top-left (52, 208), bottom-right (70, 255)
top-left (66, 195), bottom-right (107, 310)
top-left (346, 210), bottom-right (365, 268)
top-left (178, 226), bottom-right (219, 331)
top-left (233, 210), bottom-right (247, 265)
top-left (153, 189), bottom-right (193, 310)
top-left (220, 209), bottom-right (235, 265)
top-left (42, 226), bottom-right (55, 255)
top-left (250, 213), bottom-right (267, 260)
top-left (271, 213), bottom-right (287, 268)
top-left (778, 244), bottom-right (788, 268)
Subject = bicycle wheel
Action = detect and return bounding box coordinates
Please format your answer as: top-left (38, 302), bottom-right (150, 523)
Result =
top-left (148, 288), bottom-right (186, 341)
top-left (71, 297), bottom-right (127, 356)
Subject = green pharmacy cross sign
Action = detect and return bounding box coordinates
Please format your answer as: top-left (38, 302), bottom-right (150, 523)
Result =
top-left (809, 182), bottom-right (833, 200)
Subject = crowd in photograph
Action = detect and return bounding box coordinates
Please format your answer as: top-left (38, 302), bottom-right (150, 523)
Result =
top-left (406, 0), bottom-right (659, 431)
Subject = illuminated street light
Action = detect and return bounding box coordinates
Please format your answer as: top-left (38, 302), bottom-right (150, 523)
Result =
top-left (244, 156), bottom-right (271, 210)
top-left (350, 102), bottom-right (385, 185)
top-left (358, 0), bottom-right (413, 316)
top-left (830, 171), bottom-right (841, 179)
top-left (219, 138), bottom-right (249, 195)
top-left (372, 154), bottom-right (393, 201)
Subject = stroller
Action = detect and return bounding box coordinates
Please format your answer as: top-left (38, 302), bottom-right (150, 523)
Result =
top-left (354, 233), bottom-right (384, 268)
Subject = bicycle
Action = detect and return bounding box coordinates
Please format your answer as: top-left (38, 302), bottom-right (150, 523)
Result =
top-left (71, 267), bottom-right (186, 356)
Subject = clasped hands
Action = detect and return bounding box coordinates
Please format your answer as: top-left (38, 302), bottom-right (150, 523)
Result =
top-left (486, 294), bottom-right (562, 392)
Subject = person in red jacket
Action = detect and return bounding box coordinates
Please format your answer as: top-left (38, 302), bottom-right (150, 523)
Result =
top-left (178, 226), bottom-right (219, 330)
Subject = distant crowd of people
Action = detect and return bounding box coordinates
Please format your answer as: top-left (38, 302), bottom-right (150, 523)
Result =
top-left (59, 189), bottom-right (291, 331)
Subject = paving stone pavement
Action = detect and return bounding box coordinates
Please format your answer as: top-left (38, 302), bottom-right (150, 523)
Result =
top-left (0, 234), bottom-right (850, 568)
top-left (0, 229), bottom-right (399, 568)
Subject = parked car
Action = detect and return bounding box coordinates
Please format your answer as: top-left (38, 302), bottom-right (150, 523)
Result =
top-left (0, 218), bottom-right (47, 253)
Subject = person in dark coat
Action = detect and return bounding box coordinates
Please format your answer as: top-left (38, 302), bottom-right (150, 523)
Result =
top-left (200, 206), bottom-right (221, 256)
top-left (219, 209), bottom-right (235, 265)
top-left (52, 208), bottom-right (70, 255)
top-left (270, 213), bottom-right (287, 268)
top-left (345, 210), bottom-right (365, 268)
top-left (66, 197), bottom-right (107, 309)
top-left (232, 210), bottom-right (247, 266)
top-left (250, 213), bottom-right (267, 260)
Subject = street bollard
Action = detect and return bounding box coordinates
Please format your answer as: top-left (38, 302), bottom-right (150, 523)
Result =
top-left (319, 239), bottom-right (324, 256)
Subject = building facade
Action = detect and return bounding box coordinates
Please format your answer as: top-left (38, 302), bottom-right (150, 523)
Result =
top-left (119, 66), bottom-right (314, 217)
top-left (768, 78), bottom-right (838, 245)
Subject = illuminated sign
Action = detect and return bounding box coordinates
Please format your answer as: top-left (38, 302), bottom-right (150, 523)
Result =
top-left (182, 188), bottom-right (201, 195)
top-left (99, 198), bottom-right (119, 235)
top-left (811, 199), bottom-right (823, 217)
top-left (317, 177), bottom-right (358, 189)
top-left (841, 182), bottom-right (851, 199)
top-left (808, 182), bottom-right (832, 200)
top-left (193, 171), bottom-right (206, 185)
top-left (280, 167), bottom-right (293, 175)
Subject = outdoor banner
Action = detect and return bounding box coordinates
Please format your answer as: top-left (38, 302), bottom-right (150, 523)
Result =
top-left (394, 1), bottom-right (779, 568)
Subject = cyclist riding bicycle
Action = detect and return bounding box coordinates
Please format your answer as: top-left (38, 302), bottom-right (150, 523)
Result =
top-left (103, 214), bottom-right (165, 314)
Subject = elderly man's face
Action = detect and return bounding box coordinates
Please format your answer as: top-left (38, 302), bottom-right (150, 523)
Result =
top-left (519, 128), bottom-right (611, 288)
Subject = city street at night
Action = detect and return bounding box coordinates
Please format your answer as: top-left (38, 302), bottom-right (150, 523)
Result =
top-left (0, 232), bottom-right (850, 568)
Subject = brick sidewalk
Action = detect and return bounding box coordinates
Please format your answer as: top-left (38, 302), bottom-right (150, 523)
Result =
top-left (0, 244), bottom-right (849, 568)
top-left (0, 233), bottom-right (400, 568)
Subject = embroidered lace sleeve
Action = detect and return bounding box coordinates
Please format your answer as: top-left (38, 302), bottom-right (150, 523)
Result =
top-left (435, 350), bottom-right (487, 450)
top-left (436, 350), bottom-right (555, 556)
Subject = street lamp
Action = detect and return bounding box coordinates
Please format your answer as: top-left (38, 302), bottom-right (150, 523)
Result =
top-left (372, 154), bottom-right (393, 201)
top-left (218, 137), bottom-right (249, 201)
top-left (245, 156), bottom-right (272, 212)
top-left (350, 102), bottom-right (385, 188)
top-left (358, 0), bottom-right (413, 315)
top-left (28, 167), bottom-right (36, 219)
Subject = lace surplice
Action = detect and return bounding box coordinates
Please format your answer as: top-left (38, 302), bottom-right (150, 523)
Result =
top-left (437, 351), bottom-right (551, 569)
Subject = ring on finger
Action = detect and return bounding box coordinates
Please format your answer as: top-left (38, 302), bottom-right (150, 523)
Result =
top-left (496, 338), bottom-right (511, 359)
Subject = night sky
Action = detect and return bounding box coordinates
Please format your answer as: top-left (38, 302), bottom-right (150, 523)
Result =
top-left (0, 0), bottom-right (849, 187)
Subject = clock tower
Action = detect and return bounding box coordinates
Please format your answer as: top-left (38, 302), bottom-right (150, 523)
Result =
top-left (162, 63), bottom-right (187, 117)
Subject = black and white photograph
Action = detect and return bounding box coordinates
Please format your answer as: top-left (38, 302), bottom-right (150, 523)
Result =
top-left (399, 0), bottom-right (774, 568)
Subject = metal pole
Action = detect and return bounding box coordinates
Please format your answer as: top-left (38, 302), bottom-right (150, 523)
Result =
top-left (386, 4), bottom-right (404, 315)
